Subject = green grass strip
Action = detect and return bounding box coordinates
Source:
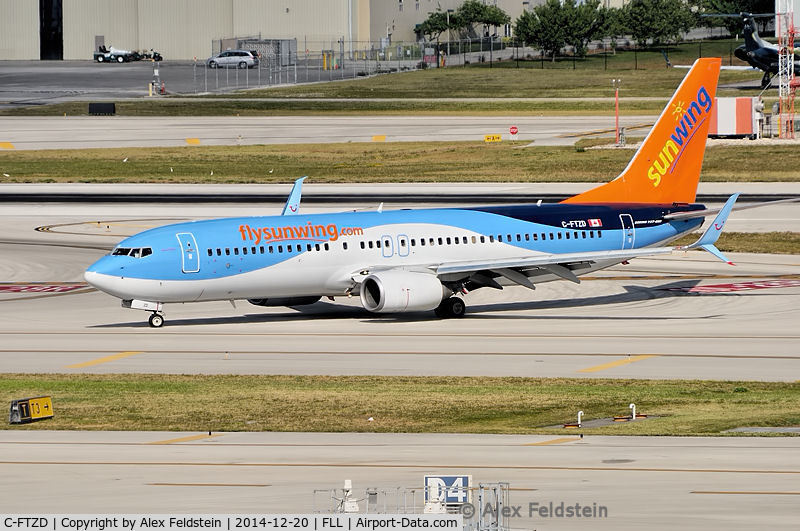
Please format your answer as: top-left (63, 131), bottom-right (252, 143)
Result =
top-left (2, 374), bottom-right (798, 436)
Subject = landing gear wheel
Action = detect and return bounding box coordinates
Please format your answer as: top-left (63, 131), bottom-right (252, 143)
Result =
top-left (434, 297), bottom-right (466, 318)
top-left (148, 313), bottom-right (164, 328)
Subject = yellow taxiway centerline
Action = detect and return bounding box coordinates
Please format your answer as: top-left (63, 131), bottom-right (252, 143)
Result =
top-left (578, 354), bottom-right (658, 373)
top-left (524, 437), bottom-right (581, 446)
top-left (148, 433), bottom-right (224, 445)
top-left (65, 351), bottom-right (144, 368)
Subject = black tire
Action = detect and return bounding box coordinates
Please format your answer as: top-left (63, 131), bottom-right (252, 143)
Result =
top-left (434, 297), bottom-right (466, 318)
top-left (238, 61), bottom-right (247, 69)
top-left (116, 55), bottom-right (124, 63)
top-left (445, 297), bottom-right (466, 318)
top-left (148, 313), bottom-right (164, 328)
top-left (208, 61), bottom-right (217, 69)
top-left (97, 55), bottom-right (104, 63)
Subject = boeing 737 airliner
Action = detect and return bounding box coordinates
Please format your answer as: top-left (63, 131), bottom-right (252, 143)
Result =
top-left (86, 58), bottom-right (754, 327)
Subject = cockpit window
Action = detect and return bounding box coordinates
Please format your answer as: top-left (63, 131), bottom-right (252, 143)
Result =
top-left (112, 247), bottom-right (152, 258)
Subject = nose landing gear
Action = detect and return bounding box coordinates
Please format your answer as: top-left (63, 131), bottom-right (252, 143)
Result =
top-left (148, 312), bottom-right (165, 328)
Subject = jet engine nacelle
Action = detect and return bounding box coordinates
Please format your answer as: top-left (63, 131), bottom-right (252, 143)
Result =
top-left (248, 296), bottom-right (321, 307)
top-left (359, 271), bottom-right (449, 313)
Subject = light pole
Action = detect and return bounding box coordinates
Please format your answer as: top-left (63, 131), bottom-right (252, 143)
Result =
top-left (612, 78), bottom-right (621, 145)
top-left (446, 9), bottom-right (454, 57)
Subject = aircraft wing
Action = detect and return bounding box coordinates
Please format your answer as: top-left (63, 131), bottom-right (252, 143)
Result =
top-left (354, 195), bottom-right (741, 289)
top-left (433, 246), bottom-right (673, 277)
top-left (663, 197), bottom-right (799, 221)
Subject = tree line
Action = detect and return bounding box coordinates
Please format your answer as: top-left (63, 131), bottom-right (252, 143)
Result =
top-left (418, 0), bottom-right (774, 61)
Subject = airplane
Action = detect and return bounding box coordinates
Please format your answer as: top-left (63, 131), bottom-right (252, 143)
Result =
top-left (706, 12), bottom-right (800, 88)
top-left (87, 57), bottom-right (767, 327)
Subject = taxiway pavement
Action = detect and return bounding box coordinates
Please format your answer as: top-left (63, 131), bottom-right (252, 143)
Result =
top-left (1, 198), bottom-right (799, 381)
top-left (1, 431), bottom-right (798, 530)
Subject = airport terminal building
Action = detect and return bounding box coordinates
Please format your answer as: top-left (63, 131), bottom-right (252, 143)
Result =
top-left (0, 0), bottom-right (628, 61)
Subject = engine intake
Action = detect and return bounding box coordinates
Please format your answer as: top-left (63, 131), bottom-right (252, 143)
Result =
top-left (360, 271), bottom-right (449, 313)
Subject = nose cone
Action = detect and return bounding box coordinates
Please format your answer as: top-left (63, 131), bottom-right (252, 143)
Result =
top-left (85, 256), bottom-right (127, 298)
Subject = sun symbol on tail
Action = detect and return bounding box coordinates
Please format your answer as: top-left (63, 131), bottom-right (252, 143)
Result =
top-left (672, 100), bottom-right (685, 120)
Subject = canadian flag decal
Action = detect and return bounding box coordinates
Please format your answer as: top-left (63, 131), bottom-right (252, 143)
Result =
top-left (588, 218), bottom-right (603, 227)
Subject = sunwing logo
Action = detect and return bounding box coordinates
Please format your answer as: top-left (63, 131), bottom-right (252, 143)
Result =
top-left (647, 86), bottom-right (712, 188)
top-left (239, 222), bottom-right (364, 244)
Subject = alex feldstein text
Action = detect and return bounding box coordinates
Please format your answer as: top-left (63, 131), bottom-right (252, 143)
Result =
top-left (0, 515), bottom-right (463, 531)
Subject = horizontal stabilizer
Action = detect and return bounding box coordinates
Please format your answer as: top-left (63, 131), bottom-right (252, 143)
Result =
top-left (663, 197), bottom-right (800, 221)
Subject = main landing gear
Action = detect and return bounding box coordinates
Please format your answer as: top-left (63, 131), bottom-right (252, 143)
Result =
top-left (434, 297), bottom-right (466, 318)
top-left (148, 312), bottom-right (165, 328)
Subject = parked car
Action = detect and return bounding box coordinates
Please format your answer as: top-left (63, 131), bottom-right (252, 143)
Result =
top-left (206, 49), bottom-right (259, 69)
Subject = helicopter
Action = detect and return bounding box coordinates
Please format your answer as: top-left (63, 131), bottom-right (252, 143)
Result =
top-left (707, 12), bottom-right (800, 88)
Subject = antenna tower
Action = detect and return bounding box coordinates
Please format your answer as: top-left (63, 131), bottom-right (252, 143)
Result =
top-left (777, 0), bottom-right (797, 138)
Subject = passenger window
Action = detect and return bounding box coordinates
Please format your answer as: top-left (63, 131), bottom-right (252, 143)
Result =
top-left (549, 233), bottom-right (554, 240)
top-left (411, 239), bottom-right (416, 246)
top-left (207, 249), bottom-right (212, 256)
top-left (452, 237), bottom-right (457, 245)
top-left (252, 246), bottom-right (257, 254)
top-left (400, 239), bottom-right (407, 247)
top-left (243, 247), bottom-right (248, 254)
top-left (343, 242), bottom-right (348, 250)
top-left (234, 248), bottom-right (239, 255)
top-left (268, 246), bottom-right (274, 253)
top-left (498, 235), bottom-right (503, 242)
top-left (278, 245), bottom-right (283, 253)
top-left (582, 231), bottom-right (587, 239)
top-left (574, 232), bottom-right (579, 239)
top-left (516, 234), bottom-right (521, 242)
top-left (541, 233), bottom-right (546, 240)
top-left (438, 237), bottom-right (443, 245)
top-left (598, 230), bottom-right (602, 237)
top-left (533, 234), bottom-right (538, 241)
top-left (480, 236), bottom-right (485, 243)
top-left (462, 236), bottom-right (468, 244)
top-left (525, 234), bottom-right (530, 241)
top-left (507, 234), bottom-right (512, 241)
top-left (368, 241), bottom-right (373, 249)
top-left (360, 241), bottom-right (365, 249)
top-left (260, 246), bottom-right (265, 254)
top-left (297, 244), bottom-right (302, 252)
top-left (589, 231), bottom-right (594, 238)
top-left (315, 244), bottom-right (321, 251)
top-left (225, 248), bottom-right (230, 255)
top-left (376, 240), bottom-right (381, 248)
top-left (489, 235), bottom-right (494, 243)
top-left (324, 243), bottom-right (330, 251)
top-left (429, 238), bottom-right (435, 245)
top-left (471, 236), bottom-right (477, 244)
top-left (307, 244), bottom-right (313, 251)
top-left (557, 233), bottom-right (562, 240)
top-left (420, 239), bottom-right (426, 246)
top-left (565, 233), bottom-right (570, 239)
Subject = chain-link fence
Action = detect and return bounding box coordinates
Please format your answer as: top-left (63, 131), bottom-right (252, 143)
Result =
top-left (187, 35), bottom-right (750, 93)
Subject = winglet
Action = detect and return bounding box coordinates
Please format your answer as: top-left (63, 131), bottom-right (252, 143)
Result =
top-left (677, 193), bottom-right (739, 264)
top-left (281, 176), bottom-right (306, 216)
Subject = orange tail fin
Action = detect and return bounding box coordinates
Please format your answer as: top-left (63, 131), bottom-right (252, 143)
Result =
top-left (563, 58), bottom-right (721, 204)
